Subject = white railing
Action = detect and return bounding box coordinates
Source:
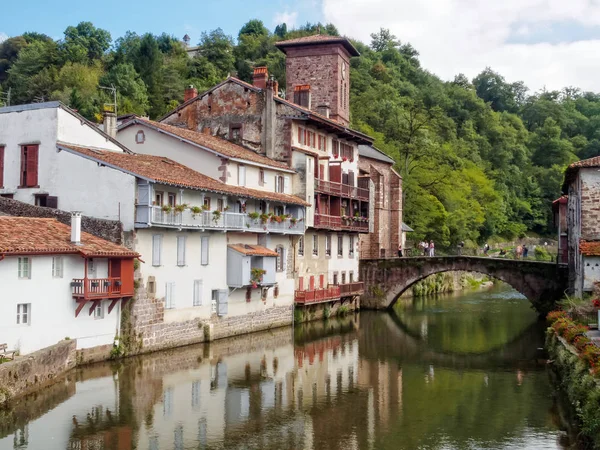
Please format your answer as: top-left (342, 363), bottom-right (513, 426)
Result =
top-left (149, 207), bottom-right (304, 234)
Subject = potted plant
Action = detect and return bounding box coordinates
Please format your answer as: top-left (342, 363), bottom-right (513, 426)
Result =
top-left (91, 280), bottom-right (100, 288)
top-left (70, 280), bottom-right (83, 288)
top-left (174, 203), bottom-right (187, 214)
top-left (212, 210), bottom-right (221, 223)
top-left (260, 213), bottom-right (269, 224)
top-left (161, 204), bottom-right (173, 213)
top-left (250, 268), bottom-right (266, 288)
top-left (223, 205), bottom-right (230, 212)
top-left (290, 217), bottom-right (298, 225)
top-left (115, 280), bottom-right (122, 287)
top-left (201, 204), bottom-right (210, 212)
top-left (342, 157), bottom-right (348, 162)
top-left (248, 212), bottom-right (260, 221)
top-left (190, 206), bottom-right (202, 218)
top-left (103, 280), bottom-right (111, 288)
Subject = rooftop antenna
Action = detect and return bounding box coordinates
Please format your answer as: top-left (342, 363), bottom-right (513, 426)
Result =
top-left (99, 84), bottom-right (117, 117)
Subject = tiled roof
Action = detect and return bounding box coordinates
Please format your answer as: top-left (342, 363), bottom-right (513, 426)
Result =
top-left (358, 145), bottom-right (395, 164)
top-left (553, 195), bottom-right (568, 204)
top-left (129, 118), bottom-right (292, 171)
top-left (57, 143), bottom-right (309, 206)
top-left (228, 244), bottom-right (278, 257)
top-left (580, 240), bottom-right (600, 256)
top-left (0, 217), bottom-right (138, 257)
top-left (563, 157), bottom-right (600, 192)
top-left (275, 35), bottom-right (360, 56)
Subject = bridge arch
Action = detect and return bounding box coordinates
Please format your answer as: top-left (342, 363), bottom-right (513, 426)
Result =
top-left (359, 256), bottom-right (569, 314)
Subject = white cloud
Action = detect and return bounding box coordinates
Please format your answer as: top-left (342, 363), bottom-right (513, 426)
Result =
top-left (0, 32), bottom-right (7, 43)
top-left (322, 0), bottom-right (600, 92)
top-left (274, 10), bottom-right (299, 28)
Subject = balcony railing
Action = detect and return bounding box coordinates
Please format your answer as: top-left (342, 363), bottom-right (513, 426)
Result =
top-left (315, 179), bottom-right (369, 201)
top-left (295, 286), bottom-right (341, 305)
top-left (71, 278), bottom-right (123, 300)
top-left (146, 207), bottom-right (304, 234)
top-left (339, 282), bottom-right (364, 297)
top-left (314, 214), bottom-right (369, 233)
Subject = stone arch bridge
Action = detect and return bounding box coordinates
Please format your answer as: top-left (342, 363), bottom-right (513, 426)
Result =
top-left (360, 257), bottom-right (569, 314)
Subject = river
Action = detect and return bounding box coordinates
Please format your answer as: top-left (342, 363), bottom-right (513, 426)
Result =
top-left (0, 285), bottom-right (577, 449)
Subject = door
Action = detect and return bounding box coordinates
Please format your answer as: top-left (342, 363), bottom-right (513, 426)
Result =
top-left (319, 274), bottom-right (324, 288)
top-left (309, 276), bottom-right (315, 291)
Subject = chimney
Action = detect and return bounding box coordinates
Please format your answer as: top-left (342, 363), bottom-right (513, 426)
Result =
top-left (253, 67), bottom-right (269, 89)
top-left (184, 84), bottom-right (198, 102)
top-left (263, 78), bottom-right (276, 159)
top-left (293, 85), bottom-right (311, 109)
top-left (71, 212), bottom-right (82, 245)
top-left (272, 80), bottom-right (279, 97)
top-left (103, 111), bottom-right (117, 139)
top-left (316, 104), bottom-right (330, 118)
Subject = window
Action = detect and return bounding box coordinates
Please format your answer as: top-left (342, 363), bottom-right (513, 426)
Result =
top-left (341, 272), bottom-right (346, 284)
top-left (333, 272), bottom-right (338, 285)
top-left (168, 193), bottom-right (177, 207)
top-left (135, 130), bottom-right (145, 144)
top-left (94, 302), bottom-right (104, 319)
top-left (52, 256), bottom-right (63, 278)
top-left (230, 124), bottom-right (242, 141)
top-left (259, 168), bottom-right (265, 186)
top-left (318, 135), bottom-right (327, 152)
top-left (211, 290), bottom-right (218, 314)
top-left (337, 235), bottom-right (343, 256)
top-left (193, 280), bottom-right (203, 306)
top-left (332, 140), bottom-right (340, 158)
top-left (201, 236), bottom-right (210, 265)
top-left (349, 236), bottom-right (355, 257)
top-left (349, 271), bottom-right (354, 283)
top-left (165, 282), bottom-right (175, 309)
top-left (17, 303), bottom-right (30, 325)
top-left (275, 175), bottom-right (284, 193)
top-left (298, 237), bottom-right (304, 256)
top-left (0, 145), bottom-right (4, 188)
top-left (20, 145), bottom-right (39, 187)
top-left (238, 165), bottom-right (246, 186)
top-left (88, 259), bottom-right (96, 277)
top-left (325, 235), bottom-right (331, 256)
top-left (307, 156), bottom-right (313, 174)
top-left (177, 236), bottom-right (186, 266)
top-left (155, 191), bottom-right (164, 206)
top-left (203, 196), bottom-right (211, 210)
top-left (217, 199), bottom-right (224, 212)
top-left (18, 257), bottom-right (31, 279)
top-left (152, 235), bottom-right (163, 266)
top-left (276, 246), bottom-right (285, 272)
top-left (274, 206), bottom-right (284, 216)
top-left (312, 235), bottom-right (319, 256)
top-left (298, 126), bottom-right (304, 145)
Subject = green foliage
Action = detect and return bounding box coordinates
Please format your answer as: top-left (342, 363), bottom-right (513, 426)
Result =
top-left (337, 305), bottom-right (350, 317)
top-left (293, 308), bottom-right (305, 323)
top-left (323, 305), bottom-right (331, 320)
top-left (534, 245), bottom-right (553, 261)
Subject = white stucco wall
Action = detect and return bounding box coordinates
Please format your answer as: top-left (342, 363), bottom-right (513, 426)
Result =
top-left (56, 108), bottom-right (123, 151)
top-left (0, 255), bottom-right (119, 354)
top-left (328, 232), bottom-right (360, 283)
top-left (583, 256), bottom-right (600, 291)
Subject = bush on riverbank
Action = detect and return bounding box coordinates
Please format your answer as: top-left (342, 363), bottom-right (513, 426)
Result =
top-left (547, 310), bottom-right (600, 448)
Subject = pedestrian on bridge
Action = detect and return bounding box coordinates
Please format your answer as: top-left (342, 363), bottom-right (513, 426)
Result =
top-left (523, 245), bottom-right (529, 258)
top-left (483, 243), bottom-right (490, 256)
top-left (398, 243), bottom-right (403, 258)
top-left (429, 240), bottom-right (435, 257)
top-left (423, 241), bottom-right (429, 256)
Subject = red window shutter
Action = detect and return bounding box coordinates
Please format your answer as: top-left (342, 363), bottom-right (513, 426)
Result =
top-left (26, 145), bottom-right (39, 187)
top-left (0, 146), bottom-right (4, 188)
top-left (299, 277), bottom-right (304, 291)
top-left (319, 274), bottom-right (324, 288)
top-left (20, 146), bottom-right (26, 186)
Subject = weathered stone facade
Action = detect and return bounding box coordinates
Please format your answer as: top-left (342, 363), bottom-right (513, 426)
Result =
top-left (358, 153), bottom-right (402, 259)
top-left (0, 340), bottom-right (76, 406)
top-left (0, 196), bottom-right (124, 245)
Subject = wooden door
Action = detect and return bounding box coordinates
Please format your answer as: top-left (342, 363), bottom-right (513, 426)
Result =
top-left (309, 276), bottom-right (315, 291)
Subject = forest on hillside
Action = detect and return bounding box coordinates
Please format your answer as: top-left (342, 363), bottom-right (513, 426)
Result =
top-left (0, 20), bottom-right (595, 248)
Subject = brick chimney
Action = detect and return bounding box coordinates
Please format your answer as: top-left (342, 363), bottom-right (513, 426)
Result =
top-left (253, 67), bottom-right (269, 90)
top-left (293, 85), bottom-right (311, 109)
top-left (316, 104), bottom-right (330, 118)
top-left (103, 111), bottom-right (117, 139)
top-left (184, 84), bottom-right (198, 102)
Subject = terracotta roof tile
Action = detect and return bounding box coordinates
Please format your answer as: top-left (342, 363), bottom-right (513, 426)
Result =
top-left (0, 217), bottom-right (138, 257)
top-left (133, 118), bottom-right (292, 171)
top-left (553, 195), bottom-right (568, 204)
top-left (580, 240), bottom-right (600, 256)
top-left (57, 143), bottom-right (309, 206)
top-left (569, 156), bottom-right (600, 169)
top-left (275, 35), bottom-right (360, 56)
top-left (228, 244), bottom-right (278, 257)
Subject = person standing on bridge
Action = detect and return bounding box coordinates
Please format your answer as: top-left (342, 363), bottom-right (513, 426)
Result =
top-left (423, 241), bottom-right (429, 256)
top-left (398, 243), bottom-right (403, 258)
top-left (483, 243), bottom-right (490, 256)
top-left (429, 240), bottom-right (435, 257)
top-left (523, 245), bottom-right (529, 258)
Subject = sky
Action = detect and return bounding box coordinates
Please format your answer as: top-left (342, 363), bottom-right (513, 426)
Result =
top-left (4, 0), bottom-right (600, 94)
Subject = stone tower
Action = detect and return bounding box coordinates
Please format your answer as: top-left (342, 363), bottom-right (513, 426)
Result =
top-left (275, 35), bottom-right (360, 126)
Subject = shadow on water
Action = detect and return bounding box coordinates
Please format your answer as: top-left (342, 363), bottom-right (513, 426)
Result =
top-left (0, 285), bottom-right (583, 450)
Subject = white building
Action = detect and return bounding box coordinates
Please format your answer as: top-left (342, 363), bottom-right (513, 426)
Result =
top-left (0, 216), bottom-right (137, 354)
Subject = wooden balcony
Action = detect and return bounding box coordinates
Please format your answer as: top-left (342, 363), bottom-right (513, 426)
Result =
top-left (315, 179), bottom-right (369, 201)
top-left (339, 282), bottom-right (365, 297)
top-left (295, 286), bottom-right (341, 305)
top-left (71, 277), bottom-right (130, 300)
top-left (314, 214), bottom-right (370, 233)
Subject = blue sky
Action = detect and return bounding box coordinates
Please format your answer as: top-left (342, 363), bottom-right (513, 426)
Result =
top-left (1, 0), bottom-right (322, 43)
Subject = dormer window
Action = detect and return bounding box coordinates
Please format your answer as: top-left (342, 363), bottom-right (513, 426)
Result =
top-left (135, 130), bottom-right (145, 144)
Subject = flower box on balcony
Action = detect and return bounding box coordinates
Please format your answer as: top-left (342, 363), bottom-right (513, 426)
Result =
top-left (91, 281), bottom-right (100, 288)
top-left (70, 281), bottom-right (83, 288)
top-left (103, 281), bottom-right (111, 288)
top-left (115, 280), bottom-right (122, 287)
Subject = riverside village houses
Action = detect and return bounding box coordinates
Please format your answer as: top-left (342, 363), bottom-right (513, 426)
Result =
top-left (0, 34), bottom-right (403, 358)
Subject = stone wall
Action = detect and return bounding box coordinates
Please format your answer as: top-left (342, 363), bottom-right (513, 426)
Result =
top-left (0, 197), bottom-right (124, 244)
top-left (76, 344), bottom-right (113, 366)
top-left (0, 340), bottom-right (76, 406)
top-left (579, 169), bottom-right (600, 240)
top-left (295, 297), bottom-right (360, 322)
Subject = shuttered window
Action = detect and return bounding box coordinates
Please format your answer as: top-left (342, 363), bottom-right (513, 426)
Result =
top-left (217, 289), bottom-right (228, 316)
top-left (177, 236), bottom-right (186, 266)
top-left (165, 282), bottom-right (175, 309)
top-left (276, 246), bottom-right (285, 272)
top-left (52, 256), bottom-right (63, 278)
top-left (0, 146), bottom-right (4, 188)
top-left (152, 235), bottom-right (162, 266)
top-left (20, 145), bottom-right (39, 187)
top-left (193, 280), bottom-right (203, 306)
top-left (18, 257), bottom-right (31, 279)
top-left (238, 165), bottom-right (246, 186)
top-left (338, 235), bottom-right (344, 256)
top-left (284, 176), bottom-right (290, 194)
top-left (201, 236), bottom-right (209, 265)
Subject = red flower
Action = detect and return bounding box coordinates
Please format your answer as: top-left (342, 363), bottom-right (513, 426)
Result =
top-left (592, 299), bottom-right (600, 308)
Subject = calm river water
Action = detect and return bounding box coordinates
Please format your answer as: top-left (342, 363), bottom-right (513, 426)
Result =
top-left (0, 286), bottom-right (577, 449)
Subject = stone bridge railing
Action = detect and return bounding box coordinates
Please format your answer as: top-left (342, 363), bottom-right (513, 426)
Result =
top-left (359, 256), bottom-right (569, 315)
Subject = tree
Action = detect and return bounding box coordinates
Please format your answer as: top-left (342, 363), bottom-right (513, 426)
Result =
top-left (274, 23), bottom-right (287, 39)
top-left (198, 28), bottom-right (235, 77)
top-left (472, 68), bottom-right (524, 113)
top-left (239, 20), bottom-right (269, 38)
top-left (370, 28), bottom-right (400, 52)
top-left (60, 22), bottom-right (111, 64)
top-left (101, 63), bottom-right (149, 115)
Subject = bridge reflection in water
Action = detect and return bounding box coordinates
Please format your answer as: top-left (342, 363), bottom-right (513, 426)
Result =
top-left (0, 287), bottom-right (573, 450)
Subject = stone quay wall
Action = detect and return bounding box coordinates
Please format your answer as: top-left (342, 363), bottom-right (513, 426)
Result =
top-left (0, 340), bottom-right (76, 407)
